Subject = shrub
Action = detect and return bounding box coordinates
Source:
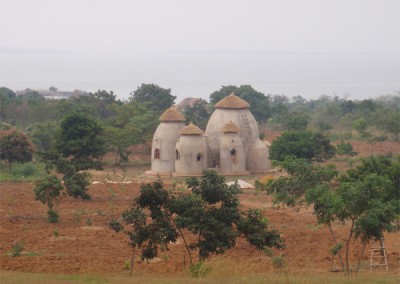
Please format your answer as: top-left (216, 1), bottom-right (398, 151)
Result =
top-left (11, 241), bottom-right (24, 257)
top-left (189, 261), bottom-right (211, 278)
top-left (271, 254), bottom-right (286, 268)
top-left (47, 209), bottom-right (59, 223)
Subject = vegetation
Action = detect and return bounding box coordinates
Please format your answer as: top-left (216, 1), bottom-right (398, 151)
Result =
top-left (33, 175), bottom-right (64, 223)
top-left (0, 128), bottom-right (35, 170)
top-left (110, 170), bottom-right (284, 275)
top-left (265, 155), bottom-right (400, 275)
top-left (269, 131), bottom-right (336, 162)
top-left (1, 84), bottom-right (399, 279)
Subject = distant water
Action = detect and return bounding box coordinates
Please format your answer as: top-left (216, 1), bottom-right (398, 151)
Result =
top-left (0, 52), bottom-right (398, 102)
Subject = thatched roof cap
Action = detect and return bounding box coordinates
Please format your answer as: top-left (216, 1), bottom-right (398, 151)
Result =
top-left (215, 93), bottom-right (250, 109)
top-left (180, 122), bottom-right (203, 135)
top-left (222, 121), bottom-right (240, 133)
top-left (159, 106), bottom-right (186, 122)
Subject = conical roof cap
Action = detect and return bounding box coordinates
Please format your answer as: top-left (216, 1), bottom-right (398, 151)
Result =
top-left (159, 106), bottom-right (186, 122)
top-left (180, 122), bottom-right (203, 135)
top-left (215, 93), bottom-right (250, 109)
top-left (222, 121), bottom-right (240, 133)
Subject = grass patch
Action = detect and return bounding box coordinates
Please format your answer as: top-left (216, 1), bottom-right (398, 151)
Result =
top-left (0, 161), bottom-right (46, 182)
top-left (0, 270), bottom-right (399, 284)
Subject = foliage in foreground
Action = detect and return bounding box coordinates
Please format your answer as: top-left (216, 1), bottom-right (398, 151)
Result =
top-left (110, 170), bottom-right (284, 276)
top-left (265, 155), bottom-right (400, 274)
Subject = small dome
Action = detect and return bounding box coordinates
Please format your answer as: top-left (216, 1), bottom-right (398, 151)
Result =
top-left (222, 121), bottom-right (240, 133)
top-left (159, 106), bottom-right (186, 122)
top-left (180, 122), bottom-right (203, 135)
top-left (214, 93), bottom-right (250, 109)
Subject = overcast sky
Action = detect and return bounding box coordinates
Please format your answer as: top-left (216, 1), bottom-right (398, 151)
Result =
top-left (1, 0), bottom-right (399, 101)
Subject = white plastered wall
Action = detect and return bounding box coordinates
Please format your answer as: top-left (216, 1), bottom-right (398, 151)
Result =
top-left (151, 122), bottom-right (185, 174)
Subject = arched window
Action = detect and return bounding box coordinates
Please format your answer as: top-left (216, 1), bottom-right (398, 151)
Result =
top-left (197, 153), bottom-right (201, 161)
top-left (154, 148), bottom-right (160, 159)
top-left (176, 150), bottom-right (180, 160)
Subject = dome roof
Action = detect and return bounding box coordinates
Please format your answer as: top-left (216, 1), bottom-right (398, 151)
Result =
top-left (180, 122), bottom-right (203, 135)
top-left (214, 93), bottom-right (250, 109)
top-left (222, 121), bottom-right (240, 133)
top-left (159, 106), bottom-right (186, 122)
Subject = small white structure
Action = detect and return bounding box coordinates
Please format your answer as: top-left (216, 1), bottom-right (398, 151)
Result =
top-left (219, 121), bottom-right (247, 175)
top-left (175, 122), bottom-right (208, 176)
top-left (148, 93), bottom-right (271, 176)
top-left (150, 106), bottom-right (186, 175)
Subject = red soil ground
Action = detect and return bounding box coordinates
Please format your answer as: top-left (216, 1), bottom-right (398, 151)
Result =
top-left (0, 178), bottom-right (399, 276)
top-left (1, 139), bottom-right (399, 277)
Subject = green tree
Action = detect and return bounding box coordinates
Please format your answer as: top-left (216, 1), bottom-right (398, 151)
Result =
top-left (283, 111), bottom-right (309, 131)
top-left (111, 171), bottom-right (284, 274)
top-left (41, 114), bottom-right (106, 200)
top-left (210, 85), bottom-right (271, 122)
top-left (129, 83), bottom-right (176, 113)
top-left (352, 117), bottom-right (370, 139)
top-left (269, 131), bottom-right (335, 162)
top-left (107, 101), bottom-right (159, 153)
top-left (27, 122), bottom-right (58, 152)
top-left (336, 140), bottom-right (357, 158)
top-left (33, 175), bottom-right (64, 223)
top-left (56, 113), bottom-right (106, 171)
top-left (0, 87), bottom-right (16, 120)
top-left (266, 157), bottom-right (337, 208)
top-left (267, 155), bottom-right (400, 274)
top-left (183, 99), bottom-right (211, 130)
top-left (0, 129), bottom-right (35, 170)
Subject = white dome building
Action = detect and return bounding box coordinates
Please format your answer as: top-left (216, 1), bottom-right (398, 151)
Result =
top-left (174, 122), bottom-right (208, 176)
top-left (149, 106), bottom-right (185, 175)
top-left (219, 121), bottom-right (247, 175)
top-left (205, 93), bottom-right (271, 173)
top-left (148, 93), bottom-right (271, 176)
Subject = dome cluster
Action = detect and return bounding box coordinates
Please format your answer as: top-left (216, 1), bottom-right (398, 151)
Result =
top-left (148, 93), bottom-right (271, 176)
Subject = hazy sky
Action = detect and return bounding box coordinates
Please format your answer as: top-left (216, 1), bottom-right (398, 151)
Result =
top-left (1, 0), bottom-right (399, 101)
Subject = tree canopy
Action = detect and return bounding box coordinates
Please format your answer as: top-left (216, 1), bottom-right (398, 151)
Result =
top-left (210, 85), bottom-right (271, 122)
top-left (129, 83), bottom-right (176, 113)
top-left (269, 131), bottom-right (336, 162)
top-left (0, 128), bottom-right (35, 170)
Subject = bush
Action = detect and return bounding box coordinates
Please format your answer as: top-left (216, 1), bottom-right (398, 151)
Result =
top-left (11, 241), bottom-right (24, 257)
top-left (271, 254), bottom-right (286, 268)
top-left (47, 209), bottom-right (59, 223)
top-left (189, 261), bottom-right (211, 278)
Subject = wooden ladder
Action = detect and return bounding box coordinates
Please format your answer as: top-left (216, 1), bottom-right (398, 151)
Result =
top-left (240, 113), bottom-right (253, 142)
top-left (369, 238), bottom-right (388, 271)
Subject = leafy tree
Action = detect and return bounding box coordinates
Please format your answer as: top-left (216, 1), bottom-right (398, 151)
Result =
top-left (56, 113), bottom-right (106, 171)
top-left (267, 155), bottom-right (400, 274)
top-left (283, 111), bottom-right (309, 131)
top-left (129, 83), bottom-right (176, 113)
top-left (352, 117), bottom-right (370, 139)
top-left (266, 157), bottom-right (337, 208)
top-left (111, 171), bottom-right (284, 274)
top-left (107, 101), bottom-right (159, 153)
top-left (336, 140), bottom-right (357, 158)
top-left (0, 87), bottom-right (16, 120)
top-left (0, 129), bottom-right (35, 170)
top-left (269, 131), bottom-right (335, 162)
top-left (41, 113), bottom-right (106, 200)
top-left (33, 175), bottom-right (64, 223)
top-left (210, 85), bottom-right (271, 122)
top-left (27, 122), bottom-right (58, 152)
top-left (182, 99), bottom-right (211, 130)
